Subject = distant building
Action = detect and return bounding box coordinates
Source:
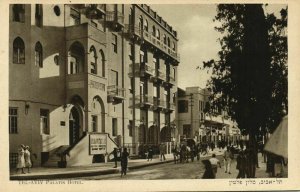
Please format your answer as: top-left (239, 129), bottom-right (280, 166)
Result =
top-left (177, 87), bottom-right (241, 144)
top-left (9, 4), bottom-right (179, 167)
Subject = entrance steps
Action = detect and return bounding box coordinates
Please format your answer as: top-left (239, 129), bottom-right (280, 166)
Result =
top-left (43, 145), bottom-right (69, 167)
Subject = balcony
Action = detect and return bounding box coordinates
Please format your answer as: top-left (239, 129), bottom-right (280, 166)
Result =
top-left (107, 85), bottom-right (125, 104)
top-left (140, 95), bottom-right (154, 108)
top-left (124, 24), bottom-right (141, 39)
top-left (163, 75), bottom-right (176, 88)
top-left (153, 69), bottom-right (166, 83)
top-left (128, 62), bottom-right (154, 78)
top-left (153, 97), bottom-right (167, 111)
top-left (141, 31), bottom-right (180, 62)
top-left (66, 23), bottom-right (106, 44)
top-left (106, 11), bottom-right (124, 31)
top-left (129, 95), bottom-right (140, 108)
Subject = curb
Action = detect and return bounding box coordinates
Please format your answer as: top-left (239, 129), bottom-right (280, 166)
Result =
top-left (10, 159), bottom-right (173, 180)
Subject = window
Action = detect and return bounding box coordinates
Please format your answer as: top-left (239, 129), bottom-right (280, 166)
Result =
top-left (172, 93), bottom-right (176, 104)
top-left (99, 50), bottom-right (105, 77)
top-left (53, 5), bottom-right (60, 16)
top-left (173, 42), bottom-right (176, 51)
top-left (112, 34), bottom-right (117, 53)
top-left (13, 37), bottom-right (25, 64)
top-left (35, 4), bottom-right (43, 27)
top-left (163, 34), bottom-right (167, 44)
top-left (178, 100), bottom-right (188, 113)
top-left (90, 46), bottom-right (97, 74)
top-left (92, 115), bottom-right (97, 132)
top-left (112, 118), bottom-right (117, 136)
top-left (152, 26), bottom-right (156, 36)
top-left (70, 8), bottom-right (80, 25)
top-left (139, 16), bottom-right (143, 32)
top-left (40, 109), bottom-right (49, 134)
top-left (156, 29), bottom-right (160, 39)
top-left (35, 42), bottom-right (43, 67)
top-left (10, 153), bottom-right (19, 168)
top-left (68, 42), bottom-right (85, 74)
top-left (9, 107), bottom-right (18, 134)
top-left (109, 70), bottom-right (118, 86)
top-left (128, 120), bottom-right (133, 137)
top-left (144, 19), bottom-right (148, 31)
top-left (167, 37), bottom-right (170, 47)
top-left (12, 4), bottom-right (25, 23)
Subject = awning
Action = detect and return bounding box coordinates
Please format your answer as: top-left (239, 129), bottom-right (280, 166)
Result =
top-left (264, 116), bottom-right (288, 158)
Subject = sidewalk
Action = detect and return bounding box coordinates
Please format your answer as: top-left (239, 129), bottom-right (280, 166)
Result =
top-left (10, 148), bottom-right (225, 180)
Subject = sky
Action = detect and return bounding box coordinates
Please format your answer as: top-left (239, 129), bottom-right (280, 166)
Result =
top-left (150, 4), bottom-right (286, 90)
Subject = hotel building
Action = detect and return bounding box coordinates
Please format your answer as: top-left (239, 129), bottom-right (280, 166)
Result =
top-left (9, 4), bottom-right (179, 167)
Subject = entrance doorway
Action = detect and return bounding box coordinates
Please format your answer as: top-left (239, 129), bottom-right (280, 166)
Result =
top-left (69, 107), bottom-right (81, 145)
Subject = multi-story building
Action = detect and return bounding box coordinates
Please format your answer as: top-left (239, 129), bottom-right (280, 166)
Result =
top-left (9, 4), bottom-right (179, 167)
top-left (177, 87), bottom-right (241, 144)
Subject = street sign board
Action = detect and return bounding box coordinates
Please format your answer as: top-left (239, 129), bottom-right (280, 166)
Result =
top-left (89, 133), bottom-right (107, 155)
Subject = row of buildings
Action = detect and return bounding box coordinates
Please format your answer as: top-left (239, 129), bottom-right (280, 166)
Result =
top-left (9, 4), bottom-right (240, 168)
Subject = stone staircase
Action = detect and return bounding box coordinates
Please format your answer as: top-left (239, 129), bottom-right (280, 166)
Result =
top-left (43, 145), bottom-right (69, 167)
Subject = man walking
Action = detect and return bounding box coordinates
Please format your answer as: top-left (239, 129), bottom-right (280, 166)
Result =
top-left (223, 146), bottom-right (233, 174)
top-left (159, 143), bottom-right (166, 161)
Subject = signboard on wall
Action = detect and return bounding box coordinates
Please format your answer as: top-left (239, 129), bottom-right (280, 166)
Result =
top-left (89, 133), bottom-right (107, 155)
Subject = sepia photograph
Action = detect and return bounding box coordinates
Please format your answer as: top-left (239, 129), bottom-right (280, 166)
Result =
top-left (1, 0), bottom-right (300, 191)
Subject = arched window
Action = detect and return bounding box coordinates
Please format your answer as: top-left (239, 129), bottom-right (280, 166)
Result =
top-left (35, 4), bottom-right (43, 27)
top-left (144, 19), bottom-right (148, 32)
top-left (68, 42), bottom-right (85, 74)
top-left (163, 34), bottom-right (167, 44)
top-left (90, 46), bottom-right (97, 74)
top-left (156, 29), bottom-right (160, 40)
top-left (99, 49), bottom-right (105, 77)
top-left (12, 4), bottom-right (25, 23)
top-left (35, 42), bottom-right (43, 67)
top-left (152, 25), bottom-right (156, 36)
top-left (139, 16), bottom-right (143, 32)
top-left (167, 37), bottom-right (170, 47)
top-left (13, 37), bottom-right (25, 64)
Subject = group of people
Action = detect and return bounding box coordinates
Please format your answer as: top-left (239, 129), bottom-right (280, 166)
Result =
top-left (202, 142), bottom-right (264, 179)
top-left (16, 144), bottom-right (32, 174)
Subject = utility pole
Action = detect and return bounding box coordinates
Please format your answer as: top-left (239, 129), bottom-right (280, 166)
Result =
top-left (189, 94), bottom-right (193, 138)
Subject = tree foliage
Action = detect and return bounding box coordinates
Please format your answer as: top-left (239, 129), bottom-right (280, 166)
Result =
top-left (202, 4), bottom-right (288, 136)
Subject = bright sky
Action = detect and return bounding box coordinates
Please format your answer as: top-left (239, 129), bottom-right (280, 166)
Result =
top-left (150, 4), bottom-right (286, 90)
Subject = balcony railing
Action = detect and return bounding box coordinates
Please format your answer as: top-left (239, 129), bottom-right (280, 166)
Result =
top-left (140, 95), bottom-right (154, 106)
top-left (124, 24), bottom-right (180, 61)
top-left (153, 97), bottom-right (167, 109)
top-left (156, 69), bottom-right (166, 81)
top-left (129, 62), bottom-right (154, 77)
top-left (141, 62), bottom-right (155, 77)
top-left (107, 85), bottom-right (125, 99)
top-left (106, 11), bottom-right (124, 25)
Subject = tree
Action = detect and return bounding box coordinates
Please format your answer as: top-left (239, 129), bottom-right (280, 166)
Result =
top-left (202, 4), bottom-right (287, 139)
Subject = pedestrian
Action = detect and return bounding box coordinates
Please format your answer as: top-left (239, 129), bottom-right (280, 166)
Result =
top-left (16, 144), bottom-right (26, 174)
top-left (190, 145), bottom-right (195, 162)
top-left (223, 146), bottom-right (232, 174)
top-left (236, 150), bottom-right (247, 178)
top-left (172, 145), bottom-right (178, 164)
top-left (113, 148), bottom-right (118, 168)
top-left (24, 146), bottom-right (32, 173)
top-left (120, 148), bottom-right (129, 177)
top-left (159, 143), bottom-right (166, 161)
top-left (209, 154), bottom-right (221, 178)
top-left (147, 145), bottom-right (153, 161)
top-left (196, 143), bottom-right (200, 161)
top-left (202, 159), bottom-right (215, 179)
